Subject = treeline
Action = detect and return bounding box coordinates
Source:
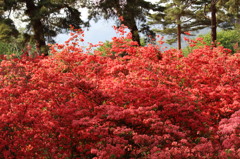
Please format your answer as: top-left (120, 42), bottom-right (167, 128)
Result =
top-left (0, 0), bottom-right (240, 55)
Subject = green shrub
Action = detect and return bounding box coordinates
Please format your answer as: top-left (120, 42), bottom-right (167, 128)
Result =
top-left (0, 42), bottom-right (23, 58)
top-left (182, 29), bottom-right (240, 56)
top-left (95, 40), bottom-right (112, 56)
top-left (198, 29), bottom-right (240, 53)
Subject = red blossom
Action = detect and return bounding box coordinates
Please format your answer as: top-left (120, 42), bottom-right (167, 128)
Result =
top-left (0, 25), bottom-right (239, 158)
top-left (184, 31), bottom-right (191, 35)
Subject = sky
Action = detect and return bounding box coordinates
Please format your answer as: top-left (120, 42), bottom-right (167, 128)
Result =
top-left (54, 0), bottom-right (161, 45)
top-left (54, 17), bottom-right (117, 45)
top-left (10, 0), bottom-right (206, 48)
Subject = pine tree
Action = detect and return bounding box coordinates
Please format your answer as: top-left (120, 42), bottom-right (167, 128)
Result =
top-left (195, 0), bottom-right (222, 46)
top-left (2, 0), bottom-right (87, 55)
top-left (88, 0), bottom-right (160, 45)
top-left (193, 0), bottom-right (238, 46)
top-left (0, 0), bottom-right (19, 42)
top-left (223, 0), bottom-right (240, 26)
top-left (149, 0), bottom-right (240, 48)
top-left (149, 0), bottom-right (205, 49)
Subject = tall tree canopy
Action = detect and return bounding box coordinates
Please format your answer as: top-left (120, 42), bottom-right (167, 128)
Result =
top-left (219, 0), bottom-right (240, 27)
top-left (88, 0), bottom-right (161, 45)
top-left (2, 0), bottom-right (87, 55)
top-left (149, 0), bottom-right (240, 48)
top-left (0, 0), bottom-right (19, 42)
top-left (1, 0), bottom-right (240, 54)
top-left (149, 0), bottom-right (206, 49)
top-left (194, 0), bottom-right (225, 46)
top-left (191, 0), bottom-right (240, 46)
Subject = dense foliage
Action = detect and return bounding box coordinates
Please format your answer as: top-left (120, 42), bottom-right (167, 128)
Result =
top-left (198, 29), bottom-right (240, 53)
top-left (1, 0), bottom-right (240, 52)
top-left (1, 0), bottom-right (86, 55)
top-left (0, 27), bottom-right (239, 158)
top-left (88, 0), bottom-right (157, 45)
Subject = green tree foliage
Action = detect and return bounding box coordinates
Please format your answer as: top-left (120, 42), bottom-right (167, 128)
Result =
top-left (149, 0), bottom-right (240, 49)
top-left (193, 0), bottom-right (240, 45)
top-left (219, 0), bottom-right (240, 27)
top-left (149, 0), bottom-right (205, 49)
top-left (1, 0), bottom-right (240, 54)
top-left (0, 0), bottom-right (21, 57)
top-left (0, 0), bottom-right (19, 42)
top-left (88, 0), bottom-right (160, 45)
top-left (2, 0), bottom-right (87, 55)
top-left (0, 19), bottom-right (19, 42)
top-left (194, 0), bottom-right (228, 46)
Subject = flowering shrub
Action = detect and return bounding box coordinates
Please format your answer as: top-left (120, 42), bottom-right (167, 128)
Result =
top-left (0, 26), bottom-right (239, 158)
top-left (218, 109), bottom-right (240, 158)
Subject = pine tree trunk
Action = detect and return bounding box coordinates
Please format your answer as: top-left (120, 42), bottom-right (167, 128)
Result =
top-left (177, 16), bottom-right (181, 50)
top-left (25, 0), bottom-right (48, 56)
top-left (131, 23), bottom-right (141, 46)
top-left (211, 0), bottom-right (217, 47)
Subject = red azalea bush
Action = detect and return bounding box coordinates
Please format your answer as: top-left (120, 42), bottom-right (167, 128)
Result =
top-left (0, 27), bottom-right (239, 158)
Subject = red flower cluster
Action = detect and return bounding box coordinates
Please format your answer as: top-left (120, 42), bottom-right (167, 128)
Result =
top-left (0, 27), bottom-right (239, 158)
